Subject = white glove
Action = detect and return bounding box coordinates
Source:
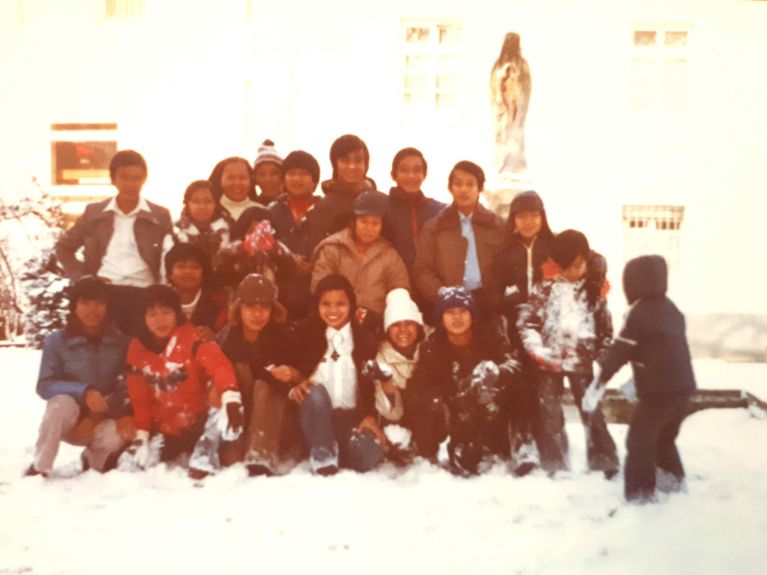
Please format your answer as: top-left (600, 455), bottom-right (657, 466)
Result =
top-left (126, 430), bottom-right (151, 469)
top-left (581, 378), bottom-right (606, 414)
top-left (218, 390), bottom-right (244, 441)
top-left (620, 377), bottom-right (637, 402)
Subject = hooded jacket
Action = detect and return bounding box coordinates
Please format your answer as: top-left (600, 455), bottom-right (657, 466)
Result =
top-left (599, 255), bottom-right (696, 398)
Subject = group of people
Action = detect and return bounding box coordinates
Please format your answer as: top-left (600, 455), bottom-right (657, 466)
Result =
top-left (27, 135), bottom-right (697, 503)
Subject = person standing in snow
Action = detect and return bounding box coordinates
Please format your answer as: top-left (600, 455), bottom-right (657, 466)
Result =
top-left (582, 255), bottom-right (696, 502)
top-left (218, 274), bottom-right (303, 476)
top-left (123, 285), bottom-right (243, 478)
top-left (55, 150), bottom-right (173, 335)
top-left (304, 134), bottom-right (377, 253)
top-left (267, 150), bottom-right (322, 320)
top-left (406, 286), bottom-right (526, 475)
top-left (411, 161), bottom-right (504, 321)
top-left (26, 276), bottom-right (132, 477)
top-left (288, 274), bottom-right (385, 475)
top-left (516, 230), bottom-right (619, 477)
top-left (208, 156), bottom-right (263, 227)
top-left (384, 147), bottom-right (445, 269)
top-left (253, 139), bottom-right (284, 205)
top-left (310, 190), bottom-right (411, 330)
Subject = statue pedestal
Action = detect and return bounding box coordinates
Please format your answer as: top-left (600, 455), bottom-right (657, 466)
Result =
top-left (484, 173), bottom-right (534, 221)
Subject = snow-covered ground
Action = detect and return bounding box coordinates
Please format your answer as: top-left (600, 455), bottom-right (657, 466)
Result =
top-left (1, 349), bottom-right (766, 575)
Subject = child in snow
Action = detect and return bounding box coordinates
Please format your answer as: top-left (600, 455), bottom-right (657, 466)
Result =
top-left (123, 285), bottom-right (243, 478)
top-left (407, 286), bottom-right (525, 475)
top-left (287, 274), bottom-right (385, 475)
top-left (27, 276), bottom-right (132, 477)
top-left (582, 255), bottom-right (696, 502)
top-left (170, 179), bottom-right (232, 266)
top-left (516, 230), bottom-right (618, 477)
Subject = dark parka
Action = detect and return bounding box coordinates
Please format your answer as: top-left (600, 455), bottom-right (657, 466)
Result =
top-left (55, 199), bottom-right (173, 283)
top-left (411, 203), bottom-right (505, 307)
top-left (599, 255), bottom-right (696, 398)
top-left (384, 187), bottom-right (446, 268)
top-left (267, 193), bottom-right (321, 259)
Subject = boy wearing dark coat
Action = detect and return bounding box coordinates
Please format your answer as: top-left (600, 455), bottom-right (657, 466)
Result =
top-left (517, 230), bottom-right (618, 477)
top-left (583, 255), bottom-right (697, 502)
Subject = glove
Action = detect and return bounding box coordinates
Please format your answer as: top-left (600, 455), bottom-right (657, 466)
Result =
top-left (125, 430), bottom-right (151, 469)
top-left (218, 390), bottom-right (244, 441)
top-left (361, 359), bottom-right (393, 382)
top-left (581, 377), bottom-right (606, 414)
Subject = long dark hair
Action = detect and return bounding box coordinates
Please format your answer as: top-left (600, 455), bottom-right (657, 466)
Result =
top-left (181, 179), bottom-right (224, 222)
top-left (208, 157), bottom-right (257, 203)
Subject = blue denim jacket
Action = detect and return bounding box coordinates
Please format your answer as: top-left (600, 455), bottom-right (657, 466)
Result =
top-left (36, 327), bottom-right (131, 417)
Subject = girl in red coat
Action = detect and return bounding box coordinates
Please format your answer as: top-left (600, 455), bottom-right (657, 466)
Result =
top-left (123, 285), bottom-right (243, 474)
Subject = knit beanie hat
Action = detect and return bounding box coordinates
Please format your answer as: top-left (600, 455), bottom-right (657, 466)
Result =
top-left (353, 190), bottom-right (389, 217)
top-left (282, 150), bottom-right (321, 184)
top-left (235, 273), bottom-right (277, 306)
top-left (253, 139), bottom-right (282, 170)
top-left (434, 286), bottom-right (476, 320)
top-left (551, 229), bottom-right (590, 269)
top-left (383, 288), bottom-right (423, 331)
top-left (67, 276), bottom-right (110, 312)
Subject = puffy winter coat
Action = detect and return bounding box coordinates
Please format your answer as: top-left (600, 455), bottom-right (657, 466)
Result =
top-left (55, 198), bottom-right (173, 283)
top-left (126, 323), bottom-right (238, 436)
top-left (311, 228), bottom-right (411, 315)
top-left (36, 323), bottom-right (130, 417)
top-left (599, 255), bottom-right (696, 398)
top-left (384, 187), bottom-right (445, 268)
top-left (173, 215), bottom-right (232, 264)
top-left (411, 203), bottom-right (505, 306)
top-left (516, 276), bottom-right (612, 374)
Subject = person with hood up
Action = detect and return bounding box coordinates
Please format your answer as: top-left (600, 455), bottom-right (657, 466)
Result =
top-left (582, 255), bottom-right (697, 502)
top-left (406, 286), bottom-right (526, 476)
top-left (304, 134), bottom-right (377, 253)
top-left (516, 230), bottom-right (618, 478)
top-left (26, 276), bottom-right (132, 477)
top-left (311, 190), bottom-right (410, 327)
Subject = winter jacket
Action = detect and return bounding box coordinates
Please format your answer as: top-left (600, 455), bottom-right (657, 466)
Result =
top-left (599, 255), bottom-right (696, 398)
top-left (186, 288), bottom-right (229, 332)
top-left (373, 340), bottom-right (421, 422)
top-left (126, 323), bottom-right (238, 436)
top-left (384, 187), bottom-right (445, 268)
top-left (411, 203), bottom-right (505, 306)
top-left (291, 317), bottom-right (379, 417)
top-left (218, 322), bottom-right (297, 397)
top-left (311, 228), bottom-right (411, 315)
top-left (36, 323), bottom-right (131, 417)
top-left (304, 177), bottom-right (377, 253)
top-left (172, 215), bottom-right (232, 264)
top-left (517, 276), bottom-right (612, 374)
top-left (407, 321), bottom-right (520, 407)
top-left (55, 198), bottom-right (173, 283)
top-left (267, 193), bottom-right (321, 258)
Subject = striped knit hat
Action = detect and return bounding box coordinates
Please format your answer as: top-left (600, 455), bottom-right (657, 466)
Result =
top-left (254, 139), bottom-right (282, 169)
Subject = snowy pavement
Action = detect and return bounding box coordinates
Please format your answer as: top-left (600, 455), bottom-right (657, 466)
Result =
top-left (1, 349), bottom-right (766, 575)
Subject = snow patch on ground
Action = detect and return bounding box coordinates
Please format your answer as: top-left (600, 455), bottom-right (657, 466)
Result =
top-left (1, 349), bottom-right (766, 575)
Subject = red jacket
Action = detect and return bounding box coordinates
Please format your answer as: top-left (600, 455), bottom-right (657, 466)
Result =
top-left (126, 323), bottom-right (238, 436)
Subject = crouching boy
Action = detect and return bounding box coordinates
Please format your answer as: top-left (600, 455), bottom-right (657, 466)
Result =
top-left (27, 277), bottom-right (132, 477)
top-left (583, 255), bottom-right (696, 502)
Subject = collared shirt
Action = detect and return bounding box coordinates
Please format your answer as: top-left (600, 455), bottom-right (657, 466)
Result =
top-left (310, 322), bottom-right (357, 409)
top-left (98, 198), bottom-right (155, 287)
top-left (459, 211), bottom-right (482, 291)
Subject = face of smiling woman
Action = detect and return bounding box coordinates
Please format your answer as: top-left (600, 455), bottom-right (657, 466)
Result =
top-left (318, 289), bottom-right (351, 330)
top-left (387, 320), bottom-right (419, 355)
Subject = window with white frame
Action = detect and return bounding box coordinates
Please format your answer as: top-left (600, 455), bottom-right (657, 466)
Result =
top-left (622, 204), bottom-right (685, 286)
top-left (402, 21), bottom-right (461, 109)
top-left (105, 0), bottom-right (144, 20)
top-left (629, 26), bottom-right (690, 112)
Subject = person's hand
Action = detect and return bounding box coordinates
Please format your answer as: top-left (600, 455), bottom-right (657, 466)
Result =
top-left (530, 348), bottom-right (562, 372)
top-left (356, 416), bottom-right (387, 446)
top-left (219, 391), bottom-right (244, 441)
top-left (115, 416), bottom-right (136, 440)
top-left (195, 326), bottom-right (215, 342)
top-left (125, 430), bottom-right (150, 469)
top-left (582, 377), bottom-right (606, 414)
top-left (84, 389), bottom-right (108, 414)
top-left (380, 379), bottom-right (397, 396)
top-left (288, 380), bottom-right (314, 404)
top-left (355, 307), bottom-right (369, 326)
top-left (269, 365), bottom-right (296, 384)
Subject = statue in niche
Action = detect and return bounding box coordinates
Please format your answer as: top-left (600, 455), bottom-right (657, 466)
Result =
top-left (490, 32), bottom-right (531, 175)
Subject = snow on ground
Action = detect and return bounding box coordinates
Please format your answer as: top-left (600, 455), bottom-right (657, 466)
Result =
top-left (1, 349), bottom-right (766, 575)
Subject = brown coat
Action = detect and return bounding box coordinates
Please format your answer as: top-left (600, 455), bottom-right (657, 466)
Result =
top-left (412, 203), bottom-right (505, 304)
top-left (310, 228), bottom-right (411, 315)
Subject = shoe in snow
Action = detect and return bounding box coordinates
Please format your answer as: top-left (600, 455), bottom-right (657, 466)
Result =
top-left (24, 464), bottom-right (47, 478)
top-left (315, 464), bottom-right (339, 477)
top-left (247, 463), bottom-right (273, 477)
